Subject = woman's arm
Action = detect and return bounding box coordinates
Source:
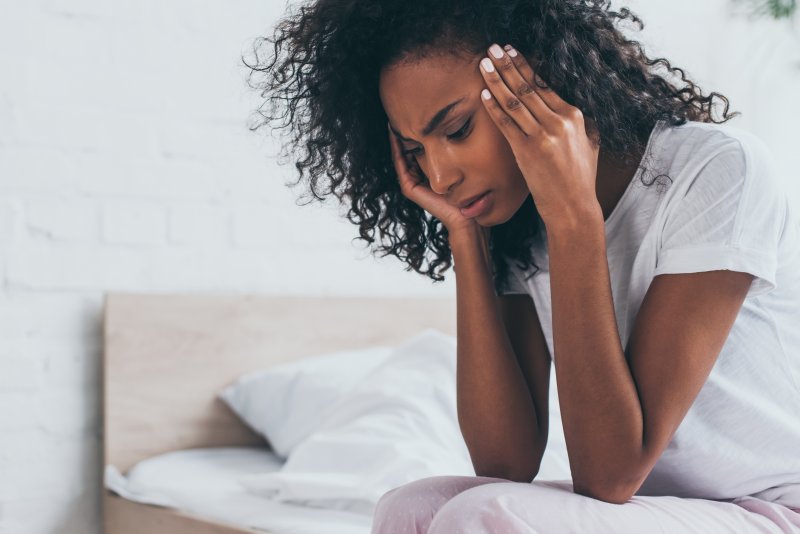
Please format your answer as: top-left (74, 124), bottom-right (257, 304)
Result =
top-left (546, 208), bottom-right (755, 504)
top-left (385, 122), bottom-right (547, 482)
top-left (449, 225), bottom-right (547, 482)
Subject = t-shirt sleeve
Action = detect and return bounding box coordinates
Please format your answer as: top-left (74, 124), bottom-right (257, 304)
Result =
top-left (653, 134), bottom-right (786, 298)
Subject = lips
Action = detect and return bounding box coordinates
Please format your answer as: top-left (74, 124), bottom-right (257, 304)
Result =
top-left (456, 191), bottom-right (490, 209)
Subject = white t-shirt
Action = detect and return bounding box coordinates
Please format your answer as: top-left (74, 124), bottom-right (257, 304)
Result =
top-left (499, 119), bottom-right (800, 508)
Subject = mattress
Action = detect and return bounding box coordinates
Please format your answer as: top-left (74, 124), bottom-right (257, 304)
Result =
top-left (104, 446), bottom-right (374, 534)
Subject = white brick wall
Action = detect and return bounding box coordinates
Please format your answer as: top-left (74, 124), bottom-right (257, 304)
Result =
top-left (0, 0), bottom-right (798, 532)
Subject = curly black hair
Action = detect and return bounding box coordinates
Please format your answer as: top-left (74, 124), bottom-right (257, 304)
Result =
top-left (244, 0), bottom-right (739, 293)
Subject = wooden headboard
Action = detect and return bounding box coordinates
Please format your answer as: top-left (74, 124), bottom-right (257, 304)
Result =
top-left (102, 293), bottom-right (457, 472)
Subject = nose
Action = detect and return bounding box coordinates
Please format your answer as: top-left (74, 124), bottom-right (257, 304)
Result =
top-left (423, 152), bottom-right (464, 196)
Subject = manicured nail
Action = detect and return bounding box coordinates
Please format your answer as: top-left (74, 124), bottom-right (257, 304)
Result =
top-left (480, 58), bottom-right (495, 72)
top-left (503, 45), bottom-right (518, 58)
top-left (489, 44), bottom-right (504, 59)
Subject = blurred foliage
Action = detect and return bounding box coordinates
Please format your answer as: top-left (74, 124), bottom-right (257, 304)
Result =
top-left (733, 0), bottom-right (797, 19)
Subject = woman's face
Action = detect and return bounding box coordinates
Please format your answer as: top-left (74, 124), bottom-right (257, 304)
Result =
top-left (379, 52), bottom-right (531, 226)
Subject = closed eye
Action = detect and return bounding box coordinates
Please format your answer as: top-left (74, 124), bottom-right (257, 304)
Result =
top-left (402, 118), bottom-right (473, 157)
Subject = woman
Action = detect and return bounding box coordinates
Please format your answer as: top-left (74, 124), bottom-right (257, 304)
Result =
top-left (247, 0), bottom-right (800, 531)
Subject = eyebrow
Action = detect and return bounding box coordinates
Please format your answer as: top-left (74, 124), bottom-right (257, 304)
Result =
top-left (390, 97), bottom-right (466, 143)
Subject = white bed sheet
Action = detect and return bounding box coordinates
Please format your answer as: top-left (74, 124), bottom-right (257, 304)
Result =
top-left (104, 447), bottom-right (373, 534)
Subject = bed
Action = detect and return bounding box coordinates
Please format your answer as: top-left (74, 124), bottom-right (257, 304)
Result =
top-left (101, 292), bottom-right (459, 534)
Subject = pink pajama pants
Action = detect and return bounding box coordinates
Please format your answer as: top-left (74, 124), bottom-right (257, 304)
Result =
top-left (371, 476), bottom-right (800, 533)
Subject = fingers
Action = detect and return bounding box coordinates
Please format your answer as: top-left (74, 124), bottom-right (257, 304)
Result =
top-left (497, 44), bottom-right (584, 126)
top-left (503, 44), bottom-right (537, 83)
top-left (479, 55), bottom-right (539, 138)
top-left (481, 44), bottom-right (557, 133)
top-left (502, 44), bottom-right (562, 117)
top-left (387, 122), bottom-right (422, 195)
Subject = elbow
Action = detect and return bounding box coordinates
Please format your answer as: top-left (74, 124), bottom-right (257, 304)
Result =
top-left (572, 478), bottom-right (635, 505)
top-left (473, 457), bottom-right (542, 484)
top-left (468, 436), bottom-right (546, 483)
top-left (475, 466), bottom-right (539, 483)
top-left (571, 463), bottom-right (647, 504)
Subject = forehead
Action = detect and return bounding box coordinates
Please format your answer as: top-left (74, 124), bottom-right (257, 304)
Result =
top-left (379, 54), bottom-right (481, 136)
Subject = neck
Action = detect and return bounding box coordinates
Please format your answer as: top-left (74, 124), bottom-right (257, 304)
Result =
top-left (594, 141), bottom-right (644, 222)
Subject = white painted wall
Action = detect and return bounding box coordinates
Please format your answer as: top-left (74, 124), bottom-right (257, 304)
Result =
top-left (623, 0), bottom-right (800, 209)
top-left (0, 1), bottom-right (797, 532)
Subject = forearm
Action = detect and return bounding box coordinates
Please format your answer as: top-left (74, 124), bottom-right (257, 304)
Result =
top-left (545, 208), bottom-right (643, 496)
top-left (449, 225), bottom-right (545, 482)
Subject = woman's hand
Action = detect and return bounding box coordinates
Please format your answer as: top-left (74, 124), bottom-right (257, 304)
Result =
top-left (478, 43), bottom-right (601, 227)
top-left (387, 122), bottom-right (477, 236)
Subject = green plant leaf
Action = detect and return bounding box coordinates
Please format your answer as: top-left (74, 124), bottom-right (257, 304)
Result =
top-left (733, 0), bottom-right (797, 19)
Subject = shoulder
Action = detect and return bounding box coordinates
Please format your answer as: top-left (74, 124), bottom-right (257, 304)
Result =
top-left (655, 120), bottom-right (784, 200)
top-left (654, 121), bottom-right (789, 255)
top-left (657, 120), bottom-right (776, 173)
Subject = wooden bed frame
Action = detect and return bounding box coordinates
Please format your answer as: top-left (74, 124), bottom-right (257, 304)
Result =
top-left (102, 292), bottom-right (457, 534)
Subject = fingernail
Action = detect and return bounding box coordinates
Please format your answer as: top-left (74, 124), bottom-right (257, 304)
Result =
top-left (489, 44), bottom-right (504, 59)
top-left (480, 57), bottom-right (495, 72)
top-left (534, 73), bottom-right (548, 88)
top-left (503, 44), bottom-right (518, 58)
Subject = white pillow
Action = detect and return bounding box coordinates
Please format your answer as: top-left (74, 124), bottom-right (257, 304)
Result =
top-left (233, 328), bottom-right (571, 514)
top-left (237, 329), bottom-right (475, 514)
top-left (218, 344), bottom-right (393, 458)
